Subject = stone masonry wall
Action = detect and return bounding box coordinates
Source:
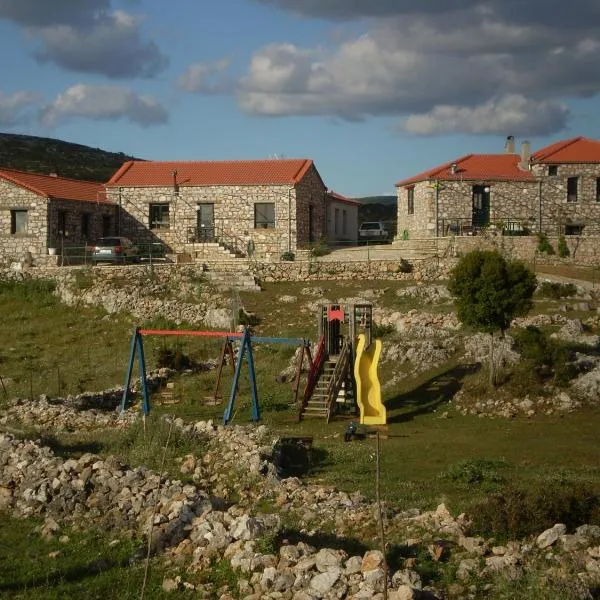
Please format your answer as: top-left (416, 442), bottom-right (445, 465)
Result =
top-left (108, 184), bottom-right (301, 259)
top-left (0, 179), bottom-right (48, 263)
top-left (294, 164), bottom-right (327, 248)
top-left (397, 181), bottom-right (436, 238)
top-left (531, 162), bottom-right (600, 235)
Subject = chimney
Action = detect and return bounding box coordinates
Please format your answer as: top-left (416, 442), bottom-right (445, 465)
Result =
top-left (505, 135), bottom-right (515, 154)
top-left (519, 140), bottom-right (531, 170)
top-left (450, 163), bottom-right (458, 175)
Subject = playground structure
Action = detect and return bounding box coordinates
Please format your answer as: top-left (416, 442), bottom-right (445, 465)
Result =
top-left (120, 327), bottom-right (311, 425)
top-left (121, 301), bottom-right (386, 426)
top-left (298, 303), bottom-right (386, 425)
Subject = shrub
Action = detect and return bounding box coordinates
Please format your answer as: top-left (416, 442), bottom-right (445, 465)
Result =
top-left (238, 309), bottom-right (260, 327)
top-left (309, 239), bottom-right (331, 257)
top-left (537, 232), bottom-right (555, 255)
top-left (441, 458), bottom-right (507, 486)
top-left (557, 235), bottom-right (570, 258)
top-left (372, 323), bottom-right (395, 338)
top-left (469, 480), bottom-right (600, 540)
top-left (280, 251), bottom-right (295, 261)
top-left (537, 281), bottom-right (577, 299)
top-left (397, 258), bottom-right (413, 273)
top-left (155, 345), bottom-right (193, 370)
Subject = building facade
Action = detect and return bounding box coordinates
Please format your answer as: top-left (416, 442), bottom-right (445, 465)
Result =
top-left (106, 159), bottom-right (329, 258)
top-left (396, 136), bottom-right (600, 239)
top-left (325, 192), bottom-right (360, 244)
top-left (0, 168), bottom-right (114, 263)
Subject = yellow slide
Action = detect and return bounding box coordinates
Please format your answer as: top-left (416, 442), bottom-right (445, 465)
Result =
top-left (354, 334), bottom-right (387, 425)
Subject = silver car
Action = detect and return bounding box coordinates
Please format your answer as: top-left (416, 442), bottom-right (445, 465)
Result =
top-left (92, 236), bottom-right (140, 264)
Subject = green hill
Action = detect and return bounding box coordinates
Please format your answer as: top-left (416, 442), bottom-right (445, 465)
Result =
top-left (0, 133), bottom-right (138, 182)
top-left (355, 195), bottom-right (397, 236)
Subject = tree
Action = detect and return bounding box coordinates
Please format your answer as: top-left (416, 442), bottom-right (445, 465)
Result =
top-left (448, 250), bottom-right (537, 386)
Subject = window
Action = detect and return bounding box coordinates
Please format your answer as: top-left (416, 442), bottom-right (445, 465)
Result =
top-left (407, 188), bottom-right (415, 215)
top-left (254, 203), bottom-right (275, 229)
top-left (102, 215), bottom-right (112, 237)
top-left (596, 178), bottom-right (600, 202)
top-left (565, 224), bottom-right (584, 236)
top-left (58, 209), bottom-right (67, 235)
top-left (149, 203), bottom-right (170, 229)
top-left (81, 213), bottom-right (91, 239)
top-left (342, 210), bottom-right (347, 235)
top-left (548, 165), bottom-right (558, 176)
top-left (11, 209), bottom-right (28, 234)
top-left (567, 177), bottom-right (578, 202)
top-left (334, 208), bottom-right (340, 234)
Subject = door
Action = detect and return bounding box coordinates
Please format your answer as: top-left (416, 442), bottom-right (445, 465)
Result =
top-left (472, 185), bottom-right (490, 229)
top-left (196, 203), bottom-right (214, 242)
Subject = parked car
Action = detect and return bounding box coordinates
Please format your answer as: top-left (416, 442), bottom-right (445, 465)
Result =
top-left (358, 221), bottom-right (389, 242)
top-left (91, 236), bottom-right (140, 264)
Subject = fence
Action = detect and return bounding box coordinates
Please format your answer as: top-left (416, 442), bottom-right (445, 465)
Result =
top-left (58, 242), bottom-right (167, 266)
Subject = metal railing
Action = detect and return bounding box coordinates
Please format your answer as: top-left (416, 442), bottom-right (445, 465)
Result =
top-left (51, 242), bottom-right (167, 266)
top-left (186, 226), bottom-right (247, 257)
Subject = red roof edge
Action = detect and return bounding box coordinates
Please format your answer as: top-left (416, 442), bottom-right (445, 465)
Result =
top-left (0, 172), bottom-right (48, 198)
top-left (327, 191), bottom-right (360, 205)
top-left (293, 159), bottom-right (315, 184)
top-left (107, 160), bottom-right (135, 185)
top-left (395, 154), bottom-right (473, 187)
top-left (532, 137), bottom-right (583, 162)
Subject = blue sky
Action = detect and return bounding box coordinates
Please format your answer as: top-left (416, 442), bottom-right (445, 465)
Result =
top-left (1, 0), bottom-right (600, 196)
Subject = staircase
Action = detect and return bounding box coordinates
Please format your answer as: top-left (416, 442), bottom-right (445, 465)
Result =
top-left (392, 237), bottom-right (451, 259)
top-left (184, 242), bottom-right (240, 261)
top-left (299, 340), bottom-right (352, 421)
top-left (204, 266), bottom-right (261, 291)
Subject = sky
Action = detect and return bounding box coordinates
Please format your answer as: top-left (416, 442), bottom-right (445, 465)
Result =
top-left (1, 0), bottom-right (600, 196)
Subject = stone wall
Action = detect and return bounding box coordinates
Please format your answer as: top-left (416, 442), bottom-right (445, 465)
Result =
top-left (294, 164), bottom-right (327, 248)
top-left (0, 179), bottom-right (48, 263)
top-left (531, 162), bottom-right (600, 235)
top-left (398, 161), bottom-right (600, 239)
top-left (108, 171), bottom-right (327, 259)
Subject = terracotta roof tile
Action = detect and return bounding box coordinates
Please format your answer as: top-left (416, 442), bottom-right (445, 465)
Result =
top-left (0, 168), bottom-right (108, 203)
top-left (327, 191), bottom-right (360, 205)
top-left (107, 159), bottom-right (315, 187)
top-left (532, 136), bottom-right (600, 163)
top-left (396, 154), bottom-right (535, 187)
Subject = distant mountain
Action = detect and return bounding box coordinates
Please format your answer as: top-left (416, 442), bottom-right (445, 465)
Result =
top-left (355, 195), bottom-right (397, 236)
top-left (355, 195), bottom-right (397, 206)
top-left (0, 133), bottom-right (138, 182)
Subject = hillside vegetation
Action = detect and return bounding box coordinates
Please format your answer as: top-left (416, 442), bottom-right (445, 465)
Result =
top-left (0, 132), bottom-right (138, 182)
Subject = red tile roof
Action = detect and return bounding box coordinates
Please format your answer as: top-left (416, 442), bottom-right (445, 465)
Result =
top-left (396, 154), bottom-right (534, 187)
top-left (327, 191), bottom-right (360, 206)
top-left (532, 136), bottom-right (600, 163)
top-left (0, 168), bottom-right (108, 203)
top-left (107, 159), bottom-right (315, 187)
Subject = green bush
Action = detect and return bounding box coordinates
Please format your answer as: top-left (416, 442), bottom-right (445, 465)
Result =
top-left (537, 232), bottom-right (555, 255)
top-left (239, 309), bottom-right (260, 327)
top-left (557, 235), bottom-right (570, 258)
top-left (537, 281), bottom-right (577, 299)
top-left (155, 345), bottom-right (193, 370)
top-left (469, 480), bottom-right (600, 540)
top-left (280, 251), bottom-right (295, 261)
top-left (397, 258), bottom-right (413, 273)
top-left (309, 239), bottom-right (331, 257)
top-left (372, 323), bottom-right (395, 338)
top-left (441, 458), bottom-right (507, 486)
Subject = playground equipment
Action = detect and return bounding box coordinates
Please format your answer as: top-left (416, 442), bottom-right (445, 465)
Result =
top-left (298, 303), bottom-right (386, 425)
top-left (354, 333), bottom-right (386, 425)
top-left (120, 327), bottom-right (311, 425)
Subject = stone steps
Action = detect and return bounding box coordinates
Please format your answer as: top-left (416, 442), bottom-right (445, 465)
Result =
top-left (204, 269), bottom-right (261, 292)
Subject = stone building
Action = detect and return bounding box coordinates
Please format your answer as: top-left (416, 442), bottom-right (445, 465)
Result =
top-left (105, 158), bottom-right (329, 258)
top-left (396, 136), bottom-right (600, 238)
top-left (0, 168), bottom-right (114, 263)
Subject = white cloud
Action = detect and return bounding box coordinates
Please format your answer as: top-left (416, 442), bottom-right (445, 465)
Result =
top-left (0, 2), bottom-right (167, 78)
top-left (0, 90), bottom-right (39, 127)
top-left (40, 84), bottom-right (168, 128)
top-left (177, 58), bottom-right (231, 93)
top-left (237, 5), bottom-right (600, 135)
top-left (402, 95), bottom-right (569, 136)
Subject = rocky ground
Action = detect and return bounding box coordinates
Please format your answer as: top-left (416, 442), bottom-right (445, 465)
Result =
top-left (3, 412), bottom-right (600, 599)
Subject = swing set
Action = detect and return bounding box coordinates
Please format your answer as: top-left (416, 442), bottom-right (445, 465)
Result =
top-left (120, 326), bottom-right (312, 425)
